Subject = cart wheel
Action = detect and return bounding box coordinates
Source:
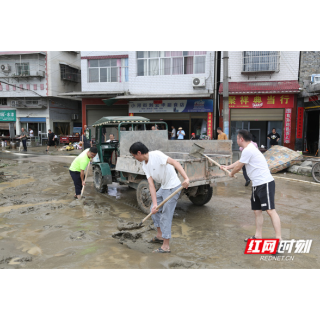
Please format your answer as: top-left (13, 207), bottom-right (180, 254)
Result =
top-left (136, 180), bottom-right (152, 214)
top-left (188, 185), bottom-right (213, 206)
top-left (312, 162), bottom-right (320, 183)
top-left (94, 166), bottom-right (108, 193)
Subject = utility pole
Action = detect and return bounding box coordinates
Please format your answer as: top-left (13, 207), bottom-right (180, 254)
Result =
top-left (213, 51), bottom-right (218, 139)
top-left (222, 51), bottom-right (229, 138)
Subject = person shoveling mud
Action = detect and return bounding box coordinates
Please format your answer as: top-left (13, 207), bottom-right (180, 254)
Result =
top-left (69, 147), bottom-right (97, 200)
top-left (128, 142), bottom-right (190, 253)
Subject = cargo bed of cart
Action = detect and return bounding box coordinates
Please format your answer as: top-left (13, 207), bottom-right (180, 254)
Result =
top-left (91, 116), bottom-right (233, 214)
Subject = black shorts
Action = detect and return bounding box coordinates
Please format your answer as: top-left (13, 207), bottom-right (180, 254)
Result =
top-left (251, 180), bottom-right (275, 211)
top-left (47, 140), bottom-right (55, 146)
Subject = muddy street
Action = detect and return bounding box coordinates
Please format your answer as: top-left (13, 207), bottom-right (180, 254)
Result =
top-left (0, 151), bottom-right (319, 269)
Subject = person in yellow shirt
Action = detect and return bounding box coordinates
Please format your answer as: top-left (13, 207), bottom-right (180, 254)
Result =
top-left (217, 127), bottom-right (228, 140)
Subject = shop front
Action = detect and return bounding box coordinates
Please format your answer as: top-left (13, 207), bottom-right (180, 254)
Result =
top-left (0, 110), bottom-right (16, 136)
top-left (219, 94), bottom-right (297, 150)
top-left (128, 99), bottom-right (214, 139)
top-left (82, 98), bottom-right (129, 138)
top-left (19, 117), bottom-right (47, 136)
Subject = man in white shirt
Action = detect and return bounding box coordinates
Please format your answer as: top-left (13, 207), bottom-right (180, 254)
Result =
top-left (29, 128), bottom-right (34, 137)
top-left (170, 126), bottom-right (176, 140)
top-left (129, 142), bottom-right (190, 253)
top-left (221, 130), bottom-right (282, 245)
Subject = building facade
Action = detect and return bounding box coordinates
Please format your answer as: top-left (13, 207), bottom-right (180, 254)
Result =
top-left (297, 51), bottom-right (320, 154)
top-left (218, 51), bottom-right (300, 150)
top-left (61, 51), bottom-right (218, 140)
top-left (0, 51), bottom-right (81, 138)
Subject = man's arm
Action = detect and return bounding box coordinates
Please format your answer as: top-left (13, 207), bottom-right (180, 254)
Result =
top-left (148, 176), bottom-right (158, 214)
top-left (80, 169), bottom-right (85, 186)
top-left (167, 157), bottom-right (189, 188)
top-left (220, 160), bottom-right (244, 177)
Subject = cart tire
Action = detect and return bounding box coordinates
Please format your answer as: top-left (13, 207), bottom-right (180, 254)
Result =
top-left (188, 185), bottom-right (213, 206)
top-left (136, 180), bottom-right (152, 214)
top-left (312, 162), bottom-right (320, 183)
top-left (94, 166), bottom-right (108, 193)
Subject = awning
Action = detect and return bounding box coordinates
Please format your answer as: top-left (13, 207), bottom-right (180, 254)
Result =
top-left (113, 93), bottom-right (211, 100)
top-left (0, 51), bottom-right (46, 56)
top-left (58, 91), bottom-right (125, 98)
top-left (92, 116), bottom-right (150, 127)
top-left (59, 62), bottom-right (81, 70)
top-left (20, 117), bottom-right (46, 122)
top-left (219, 81), bottom-right (300, 94)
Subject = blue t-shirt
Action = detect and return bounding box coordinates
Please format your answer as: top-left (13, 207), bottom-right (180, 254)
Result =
top-left (177, 130), bottom-right (185, 139)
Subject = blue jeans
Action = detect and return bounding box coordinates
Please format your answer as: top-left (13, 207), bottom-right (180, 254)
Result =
top-left (170, 137), bottom-right (176, 140)
top-left (151, 185), bottom-right (181, 239)
top-left (22, 139), bottom-right (27, 151)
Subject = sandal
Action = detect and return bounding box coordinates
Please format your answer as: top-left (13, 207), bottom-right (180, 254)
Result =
top-left (148, 237), bottom-right (164, 244)
top-left (244, 235), bottom-right (256, 242)
top-left (153, 247), bottom-right (171, 253)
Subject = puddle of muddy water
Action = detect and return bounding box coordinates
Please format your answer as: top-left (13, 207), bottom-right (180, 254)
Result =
top-left (0, 177), bottom-right (34, 192)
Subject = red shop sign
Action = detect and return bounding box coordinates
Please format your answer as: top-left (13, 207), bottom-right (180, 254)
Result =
top-left (228, 94), bottom-right (294, 109)
top-left (153, 100), bottom-right (162, 104)
top-left (296, 107), bottom-right (304, 139)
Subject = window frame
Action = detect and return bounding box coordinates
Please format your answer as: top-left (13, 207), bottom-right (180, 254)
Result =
top-left (87, 58), bottom-right (128, 83)
top-left (137, 51), bottom-right (206, 76)
top-left (242, 51), bottom-right (280, 73)
top-left (15, 63), bottom-right (30, 76)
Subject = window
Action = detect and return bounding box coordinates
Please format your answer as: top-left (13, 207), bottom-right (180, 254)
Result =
top-left (88, 58), bottom-right (128, 83)
top-left (137, 51), bottom-right (206, 76)
top-left (15, 63), bottom-right (30, 76)
top-left (242, 51), bottom-right (280, 72)
top-left (0, 98), bottom-right (7, 105)
top-left (60, 64), bottom-right (81, 82)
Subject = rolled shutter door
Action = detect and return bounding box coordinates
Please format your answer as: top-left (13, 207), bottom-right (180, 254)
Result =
top-left (231, 108), bottom-right (284, 121)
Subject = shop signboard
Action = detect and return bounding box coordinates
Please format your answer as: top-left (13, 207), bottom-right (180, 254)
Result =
top-left (228, 94), bottom-right (294, 109)
top-left (0, 110), bottom-right (16, 121)
top-left (284, 109), bottom-right (292, 143)
top-left (129, 99), bottom-right (213, 113)
top-left (207, 112), bottom-right (213, 138)
top-left (296, 107), bottom-right (304, 139)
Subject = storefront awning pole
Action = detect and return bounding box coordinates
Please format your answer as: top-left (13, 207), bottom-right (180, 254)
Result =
top-left (222, 51), bottom-right (229, 138)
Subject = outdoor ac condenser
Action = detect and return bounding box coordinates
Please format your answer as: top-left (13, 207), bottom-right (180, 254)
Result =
top-left (192, 77), bottom-right (205, 87)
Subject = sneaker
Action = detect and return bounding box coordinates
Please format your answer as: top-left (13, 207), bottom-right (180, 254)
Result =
top-left (245, 180), bottom-right (251, 187)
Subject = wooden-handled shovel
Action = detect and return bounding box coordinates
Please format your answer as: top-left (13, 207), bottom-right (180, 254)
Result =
top-left (80, 162), bottom-right (91, 200)
top-left (138, 185), bottom-right (184, 227)
top-left (189, 143), bottom-right (236, 178)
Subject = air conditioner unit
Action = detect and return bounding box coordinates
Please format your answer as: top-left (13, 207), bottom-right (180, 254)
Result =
top-left (71, 114), bottom-right (79, 120)
top-left (192, 77), bottom-right (206, 87)
top-left (311, 74), bottom-right (320, 84)
top-left (37, 71), bottom-right (45, 77)
top-left (1, 64), bottom-right (11, 72)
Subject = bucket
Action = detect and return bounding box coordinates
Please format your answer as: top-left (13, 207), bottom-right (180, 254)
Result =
top-left (10, 142), bottom-right (16, 149)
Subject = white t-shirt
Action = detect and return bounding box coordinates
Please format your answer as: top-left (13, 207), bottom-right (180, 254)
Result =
top-left (142, 150), bottom-right (181, 189)
top-left (171, 128), bottom-right (176, 138)
top-left (29, 130), bottom-right (34, 137)
top-left (239, 143), bottom-right (274, 187)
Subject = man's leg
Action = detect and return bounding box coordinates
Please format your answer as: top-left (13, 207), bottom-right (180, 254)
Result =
top-left (266, 209), bottom-right (281, 239)
top-left (151, 188), bottom-right (164, 239)
top-left (254, 210), bottom-right (263, 238)
top-left (23, 140), bottom-right (27, 151)
top-left (158, 185), bottom-right (181, 251)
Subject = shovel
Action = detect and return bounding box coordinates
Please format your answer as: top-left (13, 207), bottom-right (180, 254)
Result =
top-left (80, 162), bottom-right (91, 200)
top-left (139, 185), bottom-right (184, 227)
top-left (189, 143), bottom-right (236, 178)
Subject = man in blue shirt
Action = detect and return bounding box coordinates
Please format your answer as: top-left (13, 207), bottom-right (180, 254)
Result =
top-left (177, 127), bottom-right (185, 140)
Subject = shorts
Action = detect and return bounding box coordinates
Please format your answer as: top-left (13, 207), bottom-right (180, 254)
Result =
top-left (47, 140), bottom-right (55, 146)
top-left (251, 180), bottom-right (275, 211)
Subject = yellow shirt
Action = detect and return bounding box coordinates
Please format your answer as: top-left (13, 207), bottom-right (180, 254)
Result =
top-left (218, 132), bottom-right (228, 140)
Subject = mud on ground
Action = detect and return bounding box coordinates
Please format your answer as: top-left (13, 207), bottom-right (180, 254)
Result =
top-left (0, 154), bottom-right (319, 269)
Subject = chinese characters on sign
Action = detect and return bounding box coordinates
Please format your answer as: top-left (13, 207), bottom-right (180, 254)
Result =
top-left (0, 110), bottom-right (16, 121)
top-left (207, 112), bottom-right (213, 138)
top-left (228, 94), bottom-right (294, 109)
top-left (296, 107), bottom-right (304, 139)
top-left (244, 239), bottom-right (312, 254)
top-left (284, 108), bottom-right (292, 144)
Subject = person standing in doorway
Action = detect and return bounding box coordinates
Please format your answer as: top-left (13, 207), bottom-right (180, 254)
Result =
top-left (177, 127), bottom-right (185, 140)
top-left (220, 130), bottom-right (282, 249)
top-left (82, 125), bottom-right (92, 150)
top-left (169, 126), bottom-right (176, 140)
top-left (217, 127), bottom-right (228, 140)
top-left (19, 128), bottom-right (28, 152)
top-left (46, 129), bottom-right (55, 153)
top-left (129, 142), bottom-right (190, 253)
top-left (267, 128), bottom-right (280, 147)
top-left (29, 128), bottom-right (34, 138)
